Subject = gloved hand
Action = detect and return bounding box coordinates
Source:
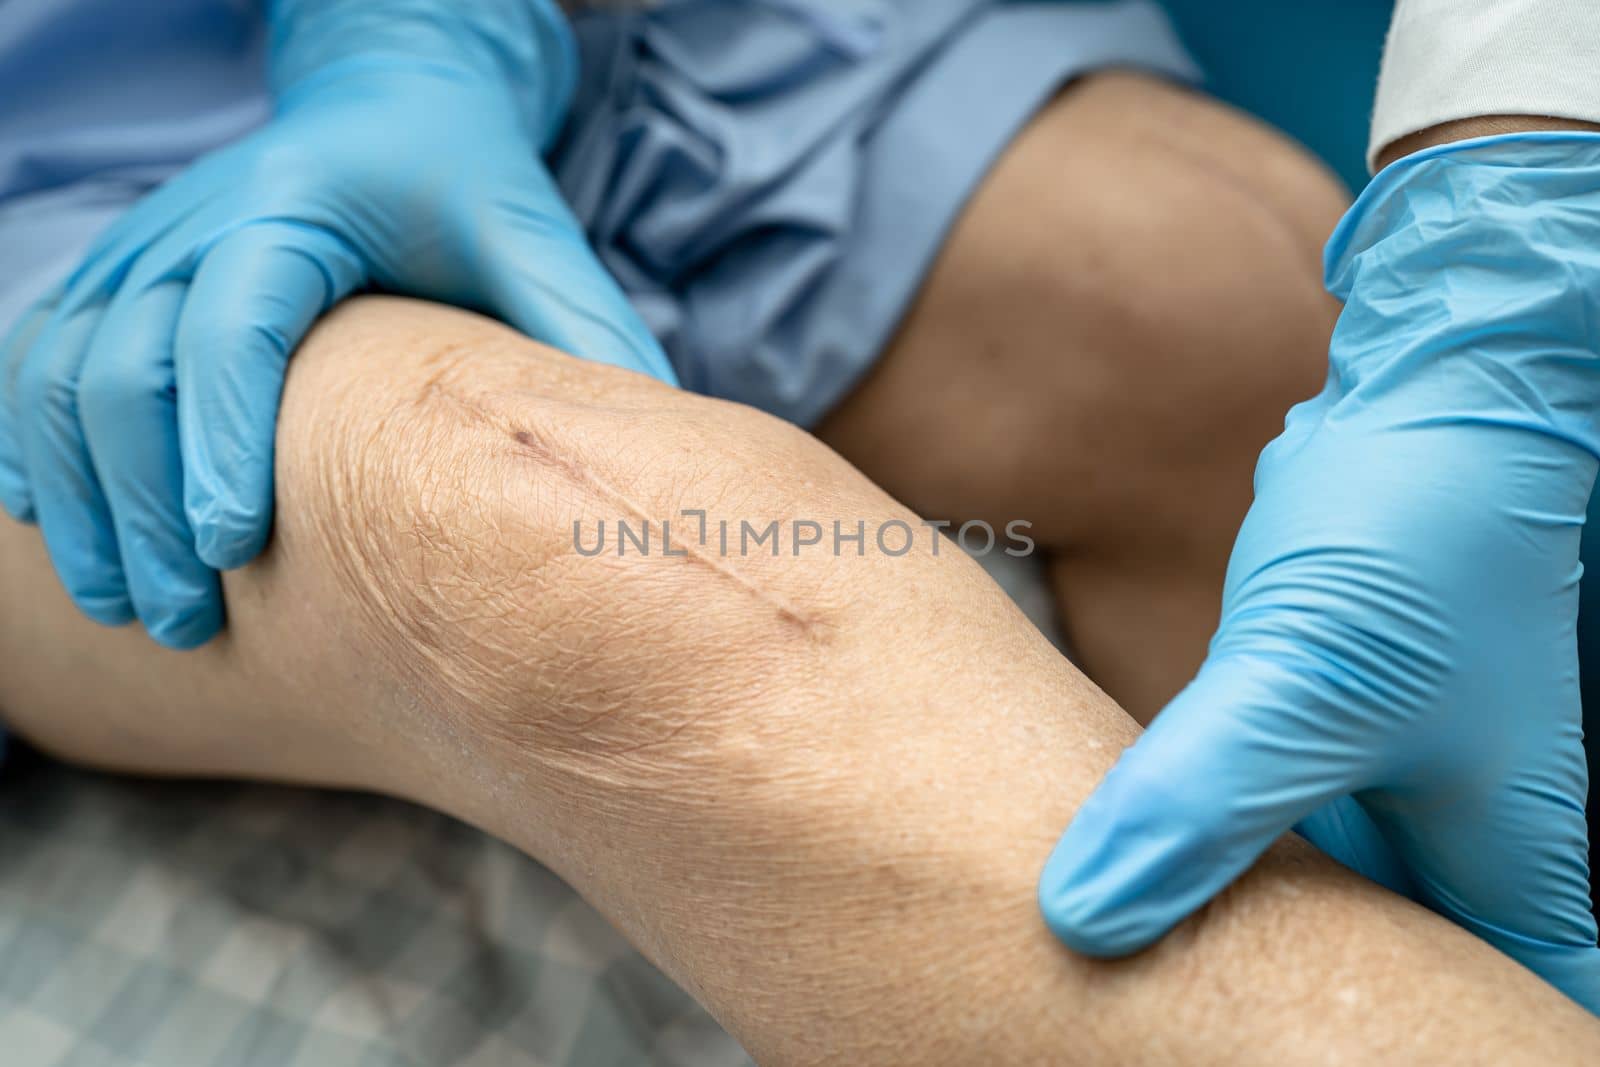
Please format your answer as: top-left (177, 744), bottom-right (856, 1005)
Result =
top-left (1039, 133), bottom-right (1600, 1011)
top-left (0, 0), bottom-right (674, 650)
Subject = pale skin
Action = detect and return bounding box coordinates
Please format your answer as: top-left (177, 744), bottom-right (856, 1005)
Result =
top-left (2, 296), bottom-right (1598, 1064)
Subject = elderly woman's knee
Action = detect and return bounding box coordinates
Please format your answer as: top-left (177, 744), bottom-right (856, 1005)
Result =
top-left (270, 297), bottom-right (946, 784)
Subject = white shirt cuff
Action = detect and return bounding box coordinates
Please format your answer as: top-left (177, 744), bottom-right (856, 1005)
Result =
top-left (1370, 0), bottom-right (1600, 172)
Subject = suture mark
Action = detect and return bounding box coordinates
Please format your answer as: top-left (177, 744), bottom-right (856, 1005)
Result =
top-left (504, 425), bottom-right (825, 638)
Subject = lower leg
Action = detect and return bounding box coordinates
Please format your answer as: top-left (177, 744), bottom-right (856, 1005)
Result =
top-left (0, 298), bottom-right (1593, 1064)
top-left (817, 72), bottom-right (1347, 720)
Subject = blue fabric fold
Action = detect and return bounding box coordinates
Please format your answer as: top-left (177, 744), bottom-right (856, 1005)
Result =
top-left (553, 0), bottom-right (1200, 425)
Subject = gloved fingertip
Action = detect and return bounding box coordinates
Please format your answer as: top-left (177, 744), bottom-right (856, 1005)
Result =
top-left (146, 599), bottom-right (225, 651)
top-left (74, 592), bottom-right (136, 629)
top-left (191, 505), bottom-right (271, 572)
top-left (620, 318), bottom-right (677, 386)
top-left (1038, 882), bottom-right (1157, 960)
top-left (0, 483), bottom-right (35, 524)
top-left (637, 340), bottom-right (679, 388)
top-left (1037, 810), bottom-right (1169, 959)
top-left (586, 324), bottom-right (678, 387)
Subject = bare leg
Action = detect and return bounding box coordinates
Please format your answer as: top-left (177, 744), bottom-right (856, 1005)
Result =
top-left (817, 72), bottom-right (1347, 721)
top-left (0, 299), bottom-right (1593, 1065)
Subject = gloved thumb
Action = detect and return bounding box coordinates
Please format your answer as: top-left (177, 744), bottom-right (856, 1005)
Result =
top-left (1039, 653), bottom-right (1380, 957)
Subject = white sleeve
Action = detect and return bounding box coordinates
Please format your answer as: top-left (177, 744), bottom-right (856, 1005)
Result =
top-left (1370, 0), bottom-right (1600, 171)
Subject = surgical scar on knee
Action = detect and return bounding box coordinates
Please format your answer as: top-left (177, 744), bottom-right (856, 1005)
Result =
top-left (505, 425), bottom-right (826, 637)
top-left (412, 370), bottom-right (825, 635)
top-left (509, 429), bottom-right (593, 492)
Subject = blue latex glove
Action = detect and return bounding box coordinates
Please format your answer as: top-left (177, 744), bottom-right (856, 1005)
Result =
top-left (0, 0), bottom-right (675, 649)
top-left (1040, 133), bottom-right (1600, 1011)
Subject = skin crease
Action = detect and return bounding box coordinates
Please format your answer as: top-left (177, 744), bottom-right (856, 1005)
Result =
top-left (2, 299), bottom-right (1598, 1065)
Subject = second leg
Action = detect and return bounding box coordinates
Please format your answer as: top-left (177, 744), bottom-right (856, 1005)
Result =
top-left (817, 71), bottom-right (1348, 721)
